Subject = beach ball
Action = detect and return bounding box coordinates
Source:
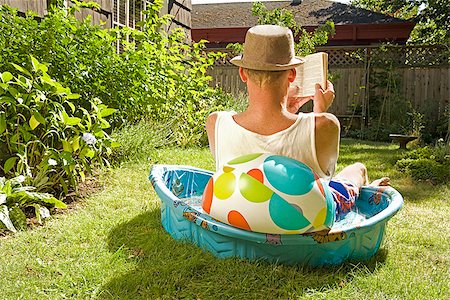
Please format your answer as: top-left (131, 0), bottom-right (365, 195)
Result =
top-left (201, 153), bottom-right (336, 234)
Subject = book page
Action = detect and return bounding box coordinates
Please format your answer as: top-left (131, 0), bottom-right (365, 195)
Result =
top-left (292, 52), bottom-right (328, 97)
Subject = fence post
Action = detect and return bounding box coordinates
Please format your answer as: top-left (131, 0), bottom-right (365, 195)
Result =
top-left (362, 47), bottom-right (371, 131)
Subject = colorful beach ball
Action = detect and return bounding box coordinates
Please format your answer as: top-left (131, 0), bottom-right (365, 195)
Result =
top-left (201, 153), bottom-right (336, 234)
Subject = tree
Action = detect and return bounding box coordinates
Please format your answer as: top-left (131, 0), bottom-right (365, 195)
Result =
top-left (227, 2), bottom-right (335, 57)
top-left (351, 0), bottom-right (450, 44)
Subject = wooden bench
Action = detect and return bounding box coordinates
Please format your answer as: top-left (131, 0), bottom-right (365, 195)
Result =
top-left (389, 134), bottom-right (418, 149)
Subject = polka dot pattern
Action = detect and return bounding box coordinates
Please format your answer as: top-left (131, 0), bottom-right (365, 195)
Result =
top-left (269, 193), bottom-right (311, 230)
top-left (239, 172), bottom-right (273, 203)
top-left (201, 178), bottom-right (214, 214)
top-left (203, 153), bottom-right (335, 234)
top-left (228, 210), bottom-right (251, 230)
top-left (214, 172), bottom-right (235, 200)
top-left (263, 156), bottom-right (315, 195)
top-left (228, 153), bottom-right (263, 165)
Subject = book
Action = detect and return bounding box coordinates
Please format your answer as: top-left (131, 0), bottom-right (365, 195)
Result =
top-left (291, 52), bottom-right (328, 97)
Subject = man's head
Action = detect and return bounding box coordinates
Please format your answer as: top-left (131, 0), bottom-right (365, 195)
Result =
top-left (240, 68), bottom-right (293, 88)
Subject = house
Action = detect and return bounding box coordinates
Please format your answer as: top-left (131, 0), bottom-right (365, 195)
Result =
top-left (191, 0), bottom-right (416, 49)
top-left (0, 0), bottom-right (192, 39)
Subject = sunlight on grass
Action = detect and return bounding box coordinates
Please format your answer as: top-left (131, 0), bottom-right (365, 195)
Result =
top-left (0, 140), bottom-right (448, 299)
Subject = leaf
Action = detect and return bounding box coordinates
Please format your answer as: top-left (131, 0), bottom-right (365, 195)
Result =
top-left (11, 63), bottom-right (32, 77)
top-left (23, 191), bottom-right (67, 209)
top-left (29, 203), bottom-right (42, 224)
top-left (0, 194), bottom-right (6, 205)
top-left (59, 177), bottom-right (68, 196)
top-left (0, 112), bottom-right (6, 134)
top-left (41, 74), bottom-right (56, 86)
top-left (33, 111), bottom-right (46, 125)
top-left (30, 55), bottom-right (39, 71)
top-left (100, 118), bottom-right (111, 129)
top-left (0, 205), bottom-right (17, 232)
top-left (72, 136), bottom-right (80, 152)
top-left (10, 175), bottom-right (26, 186)
top-left (80, 148), bottom-right (95, 159)
top-left (4, 157), bottom-right (17, 173)
top-left (9, 206), bottom-right (27, 231)
top-left (79, 170), bottom-right (85, 182)
top-left (67, 117), bottom-right (81, 126)
top-left (29, 115), bottom-right (40, 130)
top-left (100, 108), bottom-right (116, 117)
top-left (66, 101), bottom-right (76, 113)
top-left (62, 140), bottom-right (72, 153)
top-left (66, 93), bottom-right (81, 100)
top-left (1, 71), bottom-right (13, 83)
top-left (61, 111), bottom-right (70, 124)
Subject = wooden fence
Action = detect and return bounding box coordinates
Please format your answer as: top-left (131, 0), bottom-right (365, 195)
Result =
top-left (0, 1), bottom-right (192, 33)
top-left (163, 0), bottom-right (192, 40)
top-left (0, 0), bottom-right (112, 27)
top-left (209, 45), bottom-right (450, 133)
top-left (0, 0), bottom-right (47, 16)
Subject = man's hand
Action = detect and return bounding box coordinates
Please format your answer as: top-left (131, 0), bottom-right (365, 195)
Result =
top-left (287, 81), bottom-right (335, 114)
top-left (287, 86), bottom-right (313, 114)
top-left (313, 80), bottom-right (335, 113)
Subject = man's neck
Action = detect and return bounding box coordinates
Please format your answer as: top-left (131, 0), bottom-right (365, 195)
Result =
top-left (246, 82), bottom-right (289, 116)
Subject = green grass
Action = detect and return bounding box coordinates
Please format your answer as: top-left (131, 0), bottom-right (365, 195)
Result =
top-left (0, 140), bottom-right (449, 299)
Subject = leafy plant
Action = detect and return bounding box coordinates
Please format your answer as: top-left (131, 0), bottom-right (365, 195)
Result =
top-left (0, 56), bottom-right (117, 196)
top-left (0, 175), bottom-right (66, 232)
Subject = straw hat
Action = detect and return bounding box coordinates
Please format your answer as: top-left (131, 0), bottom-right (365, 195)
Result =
top-left (230, 25), bottom-right (304, 71)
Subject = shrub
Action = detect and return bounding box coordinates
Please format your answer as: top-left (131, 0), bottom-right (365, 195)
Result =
top-left (407, 158), bottom-right (449, 184)
top-left (395, 144), bottom-right (450, 184)
top-left (0, 1), bottom-right (227, 143)
top-left (0, 56), bottom-right (117, 196)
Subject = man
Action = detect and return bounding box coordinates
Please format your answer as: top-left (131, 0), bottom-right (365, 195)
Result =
top-left (206, 25), bottom-right (389, 218)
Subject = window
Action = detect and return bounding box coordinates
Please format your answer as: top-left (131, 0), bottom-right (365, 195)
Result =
top-left (113, 0), bottom-right (154, 51)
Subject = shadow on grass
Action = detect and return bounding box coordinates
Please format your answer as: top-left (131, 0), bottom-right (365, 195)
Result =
top-left (101, 209), bottom-right (388, 299)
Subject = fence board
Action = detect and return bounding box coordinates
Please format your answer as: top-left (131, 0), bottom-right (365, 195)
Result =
top-left (0, 0), bottom-right (47, 16)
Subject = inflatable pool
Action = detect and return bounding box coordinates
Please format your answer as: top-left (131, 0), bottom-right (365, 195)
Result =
top-left (149, 164), bottom-right (403, 267)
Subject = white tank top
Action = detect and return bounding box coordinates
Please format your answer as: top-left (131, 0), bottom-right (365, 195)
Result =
top-left (214, 111), bottom-right (333, 178)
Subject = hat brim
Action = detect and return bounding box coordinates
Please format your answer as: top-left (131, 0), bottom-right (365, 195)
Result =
top-left (230, 55), bottom-right (305, 71)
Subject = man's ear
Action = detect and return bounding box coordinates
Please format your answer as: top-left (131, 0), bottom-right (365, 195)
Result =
top-left (239, 67), bottom-right (248, 83)
top-left (287, 68), bottom-right (296, 83)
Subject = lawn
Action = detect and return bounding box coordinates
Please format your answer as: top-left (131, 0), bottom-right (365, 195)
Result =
top-left (0, 139), bottom-right (448, 299)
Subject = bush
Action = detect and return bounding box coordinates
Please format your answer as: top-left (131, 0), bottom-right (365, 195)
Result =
top-left (0, 57), bottom-right (117, 196)
top-left (407, 158), bottom-right (449, 184)
top-left (0, 1), bottom-right (227, 142)
top-left (395, 144), bottom-right (450, 184)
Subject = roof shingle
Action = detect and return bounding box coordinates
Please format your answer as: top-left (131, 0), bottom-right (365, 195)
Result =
top-left (192, 0), bottom-right (409, 28)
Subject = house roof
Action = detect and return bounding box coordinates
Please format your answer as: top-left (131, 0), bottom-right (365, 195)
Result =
top-left (192, 0), bottom-right (410, 29)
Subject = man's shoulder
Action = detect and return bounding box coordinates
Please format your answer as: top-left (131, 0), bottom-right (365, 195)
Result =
top-left (314, 113), bottom-right (340, 134)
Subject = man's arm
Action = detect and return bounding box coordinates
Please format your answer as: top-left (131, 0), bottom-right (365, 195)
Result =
top-left (206, 112), bottom-right (218, 158)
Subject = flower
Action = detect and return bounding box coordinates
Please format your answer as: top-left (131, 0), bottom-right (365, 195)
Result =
top-left (82, 133), bottom-right (97, 146)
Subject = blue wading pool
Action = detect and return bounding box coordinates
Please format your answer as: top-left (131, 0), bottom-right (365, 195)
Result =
top-left (149, 164), bottom-right (403, 267)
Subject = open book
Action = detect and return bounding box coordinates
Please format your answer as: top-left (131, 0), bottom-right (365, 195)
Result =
top-left (291, 52), bottom-right (328, 97)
